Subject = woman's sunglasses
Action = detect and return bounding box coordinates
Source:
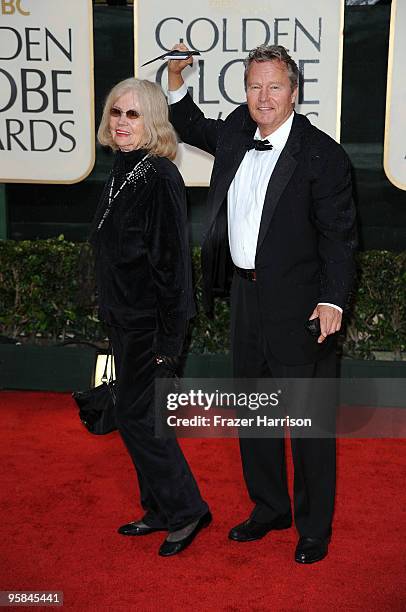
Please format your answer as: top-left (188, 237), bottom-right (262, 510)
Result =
top-left (109, 107), bottom-right (142, 120)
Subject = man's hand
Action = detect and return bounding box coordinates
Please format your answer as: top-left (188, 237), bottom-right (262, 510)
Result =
top-left (167, 43), bottom-right (194, 91)
top-left (308, 305), bottom-right (342, 344)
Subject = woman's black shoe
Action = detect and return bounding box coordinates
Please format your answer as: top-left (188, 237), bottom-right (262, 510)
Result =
top-left (118, 520), bottom-right (166, 536)
top-left (158, 511), bottom-right (212, 556)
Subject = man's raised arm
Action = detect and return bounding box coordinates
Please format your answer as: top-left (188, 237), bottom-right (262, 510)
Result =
top-left (167, 43), bottom-right (222, 156)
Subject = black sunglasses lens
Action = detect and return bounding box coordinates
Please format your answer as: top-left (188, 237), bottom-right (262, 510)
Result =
top-left (110, 108), bottom-right (140, 119)
top-left (126, 110), bottom-right (140, 119)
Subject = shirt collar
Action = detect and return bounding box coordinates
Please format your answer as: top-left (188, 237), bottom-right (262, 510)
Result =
top-left (254, 111), bottom-right (294, 150)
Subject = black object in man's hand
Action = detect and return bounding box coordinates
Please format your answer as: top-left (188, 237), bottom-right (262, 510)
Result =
top-left (305, 318), bottom-right (321, 338)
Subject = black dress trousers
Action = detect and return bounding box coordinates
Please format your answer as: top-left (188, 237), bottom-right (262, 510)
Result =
top-left (231, 274), bottom-right (336, 539)
top-left (109, 325), bottom-right (209, 532)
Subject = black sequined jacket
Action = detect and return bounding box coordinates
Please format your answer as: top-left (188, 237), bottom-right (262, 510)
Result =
top-left (90, 148), bottom-right (195, 357)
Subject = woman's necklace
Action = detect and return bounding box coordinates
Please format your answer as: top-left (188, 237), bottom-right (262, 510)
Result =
top-left (97, 152), bottom-right (151, 231)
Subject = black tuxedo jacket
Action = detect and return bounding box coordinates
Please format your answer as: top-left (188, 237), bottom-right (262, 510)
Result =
top-left (170, 94), bottom-right (357, 364)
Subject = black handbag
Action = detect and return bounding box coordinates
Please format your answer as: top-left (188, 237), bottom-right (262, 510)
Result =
top-left (72, 344), bottom-right (117, 435)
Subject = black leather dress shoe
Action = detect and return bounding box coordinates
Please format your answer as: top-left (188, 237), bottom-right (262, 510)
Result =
top-left (117, 520), bottom-right (166, 536)
top-left (228, 515), bottom-right (292, 542)
top-left (158, 511), bottom-right (212, 557)
top-left (295, 536), bottom-right (329, 564)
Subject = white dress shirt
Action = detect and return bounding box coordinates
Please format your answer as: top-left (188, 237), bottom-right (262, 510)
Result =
top-left (168, 85), bottom-right (342, 314)
top-left (227, 115), bottom-right (293, 269)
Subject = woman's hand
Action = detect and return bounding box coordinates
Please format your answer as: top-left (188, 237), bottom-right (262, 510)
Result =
top-left (155, 355), bottom-right (181, 398)
top-left (155, 355), bottom-right (180, 375)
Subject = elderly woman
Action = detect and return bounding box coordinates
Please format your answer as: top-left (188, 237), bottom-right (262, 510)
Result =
top-left (90, 78), bottom-right (211, 556)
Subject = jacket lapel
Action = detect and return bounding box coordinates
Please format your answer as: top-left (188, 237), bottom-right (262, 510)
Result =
top-left (208, 111), bottom-right (257, 228)
top-left (256, 113), bottom-right (305, 256)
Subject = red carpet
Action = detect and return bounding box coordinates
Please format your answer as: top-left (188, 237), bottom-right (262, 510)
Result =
top-left (1, 391), bottom-right (405, 611)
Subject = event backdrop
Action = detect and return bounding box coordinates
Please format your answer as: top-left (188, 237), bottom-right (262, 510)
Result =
top-left (4, 4), bottom-right (404, 249)
top-left (0, 0), bottom-right (94, 183)
top-left (384, 0), bottom-right (406, 191)
top-left (135, 0), bottom-right (345, 186)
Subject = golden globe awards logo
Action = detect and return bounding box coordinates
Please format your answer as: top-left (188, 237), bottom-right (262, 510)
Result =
top-left (0, 0), bottom-right (94, 184)
top-left (0, 25), bottom-right (76, 154)
top-left (151, 15), bottom-right (323, 119)
top-left (135, 0), bottom-right (345, 186)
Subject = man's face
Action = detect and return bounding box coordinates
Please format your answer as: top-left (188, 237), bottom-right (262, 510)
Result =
top-left (246, 60), bottom-right (297, 137)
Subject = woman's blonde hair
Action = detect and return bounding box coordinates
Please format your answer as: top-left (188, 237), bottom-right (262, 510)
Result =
top-left (97, 77), bottom-right (178, 160)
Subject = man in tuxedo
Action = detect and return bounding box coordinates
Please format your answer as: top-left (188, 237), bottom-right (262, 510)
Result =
top-left (167, 44), bottom-right (357, 563)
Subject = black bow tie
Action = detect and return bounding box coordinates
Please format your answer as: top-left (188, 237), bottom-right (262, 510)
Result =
top-left (248, 138), bottom-right (273, 152)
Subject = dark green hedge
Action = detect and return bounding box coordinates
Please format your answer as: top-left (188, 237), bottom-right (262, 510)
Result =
top-left (344, 250), bottom-right (406, 359)
top-left (0, 238), bottom-right (405, 358)
top-left (0, 238), bottom-right (99, 344)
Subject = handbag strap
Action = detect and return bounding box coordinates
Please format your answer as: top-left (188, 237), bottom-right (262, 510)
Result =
top-left (101, 342), bottom-right (114, 384)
